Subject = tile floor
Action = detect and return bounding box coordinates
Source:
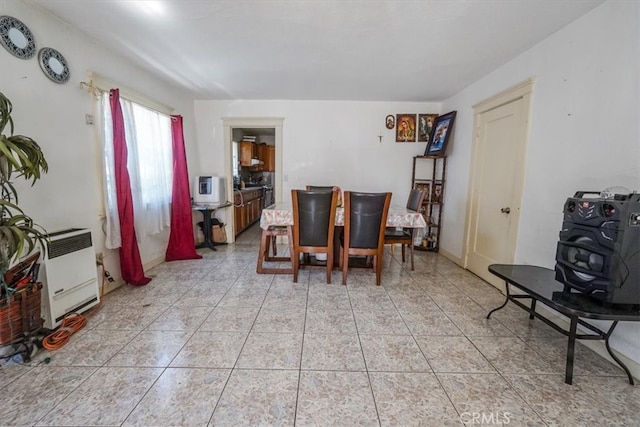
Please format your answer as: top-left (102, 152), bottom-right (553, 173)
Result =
top-left (1, 223), bottom-right (638, 426)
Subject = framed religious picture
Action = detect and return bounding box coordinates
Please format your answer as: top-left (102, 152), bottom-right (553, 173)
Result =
top-left (395, 114), bottom-right (416, 142)
top-left (414, 182), bottom-right (430, 202)
top-left (432, 183), bottom-right (443, 204)
top-left (424, 111), bottom-right (457, 156)
top-left (417, 113), bottom-right (438, 142)
top-left (385, 114), bottom-right (395, 129)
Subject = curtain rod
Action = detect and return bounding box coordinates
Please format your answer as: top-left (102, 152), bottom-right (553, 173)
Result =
top-left (80, 72), bottom-right (175, 115)
top-left (79, 80), bottom-right (106, 97)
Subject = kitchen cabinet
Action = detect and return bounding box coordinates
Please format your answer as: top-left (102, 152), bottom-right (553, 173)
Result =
top-left (266, 146), bottom-right (275, 172)
top-left (239, 141), bottom-right (254, 167)
top-left (234, 188), bottom-right (263, 236)
top-left (411, 155), bottom-right (447, 251)
top-left (258, 144), bottom-right (267, 172)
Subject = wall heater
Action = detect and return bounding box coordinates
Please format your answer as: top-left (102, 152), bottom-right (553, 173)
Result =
top-left (38, 228), bottom-right (100, 329)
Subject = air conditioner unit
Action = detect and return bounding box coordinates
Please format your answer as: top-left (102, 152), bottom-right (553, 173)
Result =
top-left (38, 228), bottom-right (100, 329)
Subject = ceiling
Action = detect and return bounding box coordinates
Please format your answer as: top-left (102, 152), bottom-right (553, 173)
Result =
top-left (29, 0), bottom-right (603, 102)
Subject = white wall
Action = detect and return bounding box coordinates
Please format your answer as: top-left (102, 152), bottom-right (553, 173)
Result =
top-left (193, 100), bottom-right (440, 226)
top-left (441, 1), bottom-right (639, 363)
top-left (0, 0), bottom-right (198, 281)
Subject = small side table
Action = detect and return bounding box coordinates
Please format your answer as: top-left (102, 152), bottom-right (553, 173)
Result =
top-left (487, 264), bottom-right (640, 385)
top-left (193, 202), bottom-right (232, 251)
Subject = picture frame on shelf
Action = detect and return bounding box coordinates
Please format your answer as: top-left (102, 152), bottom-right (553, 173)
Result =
top-left (414, 182), bottom-right (431, 202)
top-left (424, 111), bottom-right (457, 156)
top-left (417, 113), bottom-right (438, 142)
top-left (396, 114), bottom-right (416, 142)
top-left (432, 183), bottom-right (443, 203)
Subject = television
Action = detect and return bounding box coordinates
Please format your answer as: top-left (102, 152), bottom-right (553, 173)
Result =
top-left (193, 176), bottom-right (225, 205)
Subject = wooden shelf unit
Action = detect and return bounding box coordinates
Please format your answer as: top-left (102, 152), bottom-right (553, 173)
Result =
top-left (411, 155), bottom-right (447, 252)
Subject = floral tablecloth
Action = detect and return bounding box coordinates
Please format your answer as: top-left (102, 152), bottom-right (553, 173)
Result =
top-left (260, 205), bottom-right (427, 230)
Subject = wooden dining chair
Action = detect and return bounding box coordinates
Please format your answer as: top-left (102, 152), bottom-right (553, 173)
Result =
top-left (384, 189), bottom-right (427, 270)
top-left (256, 225), bottom-right (294, 274)
top-left (291, 189), bottom-right (339, 283)
top-left (339, 191), bottom-right (391, 286)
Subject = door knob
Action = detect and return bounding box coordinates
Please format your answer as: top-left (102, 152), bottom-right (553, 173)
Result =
top-left (501, 207), bottom-right (511, 214)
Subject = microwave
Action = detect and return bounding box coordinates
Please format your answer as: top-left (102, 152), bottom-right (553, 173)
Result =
top-left (193, 176), bottom-right (225, 205)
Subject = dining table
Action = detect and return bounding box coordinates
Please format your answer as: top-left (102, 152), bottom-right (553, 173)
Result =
top-left (260, 204), bottom-right (427, 230)
top-left (257, 204), bottom-right (427, 274)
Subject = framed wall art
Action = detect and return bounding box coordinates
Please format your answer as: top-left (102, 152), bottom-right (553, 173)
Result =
top-left (424, 111), bottom-right (457, 157)
top-left (396, 114), bottom-right (416, 142)
top-left (385, 114), bottom-right (395, 129)
top-left (418, 113), bottom-right (438, 142)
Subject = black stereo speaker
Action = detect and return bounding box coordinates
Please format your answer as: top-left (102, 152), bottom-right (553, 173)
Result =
top-left (555, 191), bottom-right (640, 306)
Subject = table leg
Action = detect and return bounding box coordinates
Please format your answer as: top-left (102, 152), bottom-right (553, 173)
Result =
top-left (565, 316), bottom-right (578, 385)
top-left (410, 228), bottom-right (416, 271)
top-left (486, 281), bottom-right (510, 319)
top-left (529, 299), bottom-right (537, 320)
top-left (332, 226), bottom-right (343, 270)
top-left (604, 321), bottom-right (635, 385)
top-left (195, 209), bottom-right (217, 251)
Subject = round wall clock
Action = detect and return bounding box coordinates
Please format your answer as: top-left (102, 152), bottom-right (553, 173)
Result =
top-left (38, 47), bottom-right (70, 84)
top-left (0, 15), bottom-right (36, 59)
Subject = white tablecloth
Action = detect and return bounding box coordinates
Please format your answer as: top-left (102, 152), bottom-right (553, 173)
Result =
top-left (260, 205), bottom-right (426, 230)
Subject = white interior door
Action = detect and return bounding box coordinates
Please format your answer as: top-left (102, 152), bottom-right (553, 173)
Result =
top-left (464, 81), bottom-right (533, 291)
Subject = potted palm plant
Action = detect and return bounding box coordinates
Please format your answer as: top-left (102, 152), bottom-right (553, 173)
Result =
top-left (0, 92), bottom-right (49, 280)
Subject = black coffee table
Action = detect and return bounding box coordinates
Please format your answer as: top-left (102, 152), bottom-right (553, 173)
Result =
top-left (487, 264), bottom-right (640, 385)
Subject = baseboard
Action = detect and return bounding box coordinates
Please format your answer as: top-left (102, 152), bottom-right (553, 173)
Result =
top-left (101, 255), bottom-right (166, 296)
top-left (102, 278), bottom-right (123, 295)
top-left (438, 247), bottom-right (464, 266)
top-left (533, 304), bottom-right (640, 381)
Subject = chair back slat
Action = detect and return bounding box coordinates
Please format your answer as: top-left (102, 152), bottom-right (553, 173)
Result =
top-left (305, 185), bottom-right (335, 192)
top-left (345, 192), bottom-right (391, 249)
top-left (406, 189), bottom-right (426, 212)
top-left (296, 190), bottom-right (335, 246)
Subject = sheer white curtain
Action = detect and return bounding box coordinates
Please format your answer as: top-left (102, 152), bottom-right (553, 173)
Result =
top-left (98, 91), bottom-right (173, 249)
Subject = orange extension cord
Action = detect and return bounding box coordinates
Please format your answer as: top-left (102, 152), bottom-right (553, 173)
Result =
top-left (41, 313), bottom-right (87, 350)
top-left (42, 264), bottom-right (106, 351)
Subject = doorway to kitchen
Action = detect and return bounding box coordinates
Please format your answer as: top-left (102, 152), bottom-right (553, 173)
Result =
top-left (222, 117), bottom-right (284, 242)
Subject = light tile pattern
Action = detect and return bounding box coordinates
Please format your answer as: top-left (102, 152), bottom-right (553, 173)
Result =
top-left (0, 223), bottom-right (634, 426)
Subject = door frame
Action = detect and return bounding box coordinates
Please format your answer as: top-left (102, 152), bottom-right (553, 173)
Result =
top-left (222, 117), bottom-right (284, 242)
top-left (462, 79), bottom-right (535, 272)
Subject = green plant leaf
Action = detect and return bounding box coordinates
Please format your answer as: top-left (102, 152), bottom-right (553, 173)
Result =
top-left (0, 91), bottom-right (49, 272)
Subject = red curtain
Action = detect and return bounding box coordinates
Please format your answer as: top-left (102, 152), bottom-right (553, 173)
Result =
top-left (165, 115), bottom-right (202, 261)
top-left (110, 89), bottom-right (151, 286)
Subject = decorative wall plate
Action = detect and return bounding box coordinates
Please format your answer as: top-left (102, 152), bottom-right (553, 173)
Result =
top-left (38, 47), bottom-right (70, 83)
top-left (0, 15), bottom-right (36, 59)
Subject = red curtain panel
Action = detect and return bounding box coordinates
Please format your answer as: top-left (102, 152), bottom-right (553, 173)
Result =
top-left (165, 115), bottom-right (202, 261)
top-left (109, 89), bottom-right (151, 286)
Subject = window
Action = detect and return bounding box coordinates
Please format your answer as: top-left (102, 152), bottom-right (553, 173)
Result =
top-left (98, 91), bottom-right (173, 249)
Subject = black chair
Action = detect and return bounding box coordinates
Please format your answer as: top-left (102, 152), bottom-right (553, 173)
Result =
top-left (291, 189), bottom-right (338, 284)
top-left (384, 189), bottom-right (427, 270)
top-left (305, 185), bottom-right (335, 191)
top-left (339, 191), bottom-right (391, 286)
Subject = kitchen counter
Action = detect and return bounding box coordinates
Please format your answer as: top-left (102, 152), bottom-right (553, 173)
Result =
top-left (234, 188), bottom-right (263, 236)
top-left (234, 188), bottom-right (263, 203)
